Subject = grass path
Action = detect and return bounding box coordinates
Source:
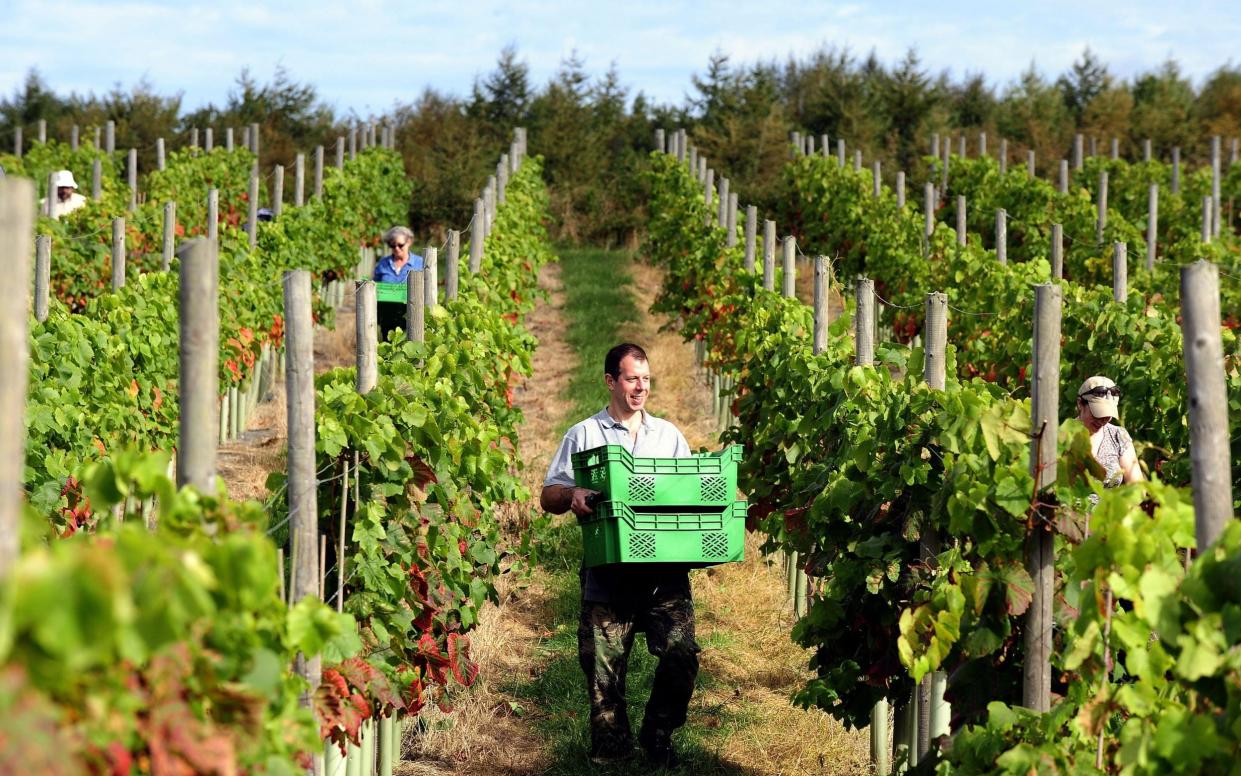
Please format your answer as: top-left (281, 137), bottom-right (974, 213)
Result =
top-left (403, 249), bottom-right (868, 775)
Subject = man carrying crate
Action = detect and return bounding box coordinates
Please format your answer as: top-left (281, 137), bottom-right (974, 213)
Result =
top-left (541, 343), bottom-right (699, 768)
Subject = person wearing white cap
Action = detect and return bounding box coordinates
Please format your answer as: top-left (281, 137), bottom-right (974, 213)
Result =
top-left (1076, 375), bottom-right (1143, 487)
top-left (38, 170), bottom-right (88, 220)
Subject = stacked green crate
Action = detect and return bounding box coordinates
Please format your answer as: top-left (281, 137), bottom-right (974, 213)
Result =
top-left (571, 445), bottom-right (745, 568)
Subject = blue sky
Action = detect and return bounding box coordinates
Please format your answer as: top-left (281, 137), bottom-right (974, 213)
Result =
top-left (2, 0), bottom-right (1239, 116)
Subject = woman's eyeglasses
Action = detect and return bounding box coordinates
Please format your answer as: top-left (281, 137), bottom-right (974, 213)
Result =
top-left (389, 241), bottom-right (409, 250)
top-left (1081, 386), bottom-right (1121, 399)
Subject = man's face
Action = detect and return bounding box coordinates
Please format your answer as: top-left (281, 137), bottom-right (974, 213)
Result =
top-left (607, 355), bottom-right (651, 414)
top-left (57, 186), bottom-right (74, 202)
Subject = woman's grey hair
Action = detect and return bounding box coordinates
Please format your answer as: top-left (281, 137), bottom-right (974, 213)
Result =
top-left (383, 225), bottom-right (414, 246)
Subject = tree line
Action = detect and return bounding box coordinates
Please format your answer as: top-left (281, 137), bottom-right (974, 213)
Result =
top-left (4, 46), bottom-right (1240, 246)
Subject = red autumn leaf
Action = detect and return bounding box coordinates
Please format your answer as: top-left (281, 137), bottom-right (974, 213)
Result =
top-left (447, 633), bottom-right (478, 687)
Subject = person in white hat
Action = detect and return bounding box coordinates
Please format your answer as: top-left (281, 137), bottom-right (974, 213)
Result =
top-left (1076, 375), bottom-right (1143, 487)
top-left (38, 170), bottom-right (88, 220)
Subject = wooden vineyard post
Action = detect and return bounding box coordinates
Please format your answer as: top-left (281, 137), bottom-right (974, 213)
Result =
top-left (246, 172), bottom-right (259, 248)
top-left (1110, 137), bottom-right (1119, 160)
top-left (249, 122), bottom-right (260, 158)
top-left (423, 247), bottom-right (438, 310)
top-left (1146, 184), bottom-right (1158, 270)
top-left (791, 130), bottom-right (802, 156)
top-left (469, 198), bottom-right (484, 273)
top-left (1024, 283), bottom-right (1061, 714)
top-left (919, 292), bottom-right (948, 762)
top-left (1027, 150), bottom-right (1035, 177)
top-left (0, 178), bottom-right (35, 579)
top-left (204, 127), bottom-right (214, 152)
top-left (111, 217), bottom-right (126, 290)
top-left (105, 120), bottom-right (115, 154)
top-left (497, 156), bottom-right (509, 205)
top-left (999, 138), bottom-right (1008, 175)
top-left (958, 135), bottom-right (966, 158)
top-left (979, 131), bottom-right (987, 158)
top-left (1058, 160), bottom-right (1068, 195)
top-left (156, 137), bottom-right (166, 171)
top-left (726, 193), bottom-right (738, 248)
top-left (855, 276), bottom-right (874, 366)
top-left (1172, 147), bottom-right (1181, 193)
top-left (225, 127), bottom-right (234, 151)
top-left (854, 150), bottom-right (862, 172)
top-left (356, 282), bottom-right (378, 394)
top-left (1143, 138), bottom-right (1152, 162)
top-left (91, 157), bottom-right (102, 199)
top-left (1202, 197), bottom-right (1213, 244)
top-left (315, 146), bottom-right (325, 199)
top-left (654, 128), bottom-right (665, 152)
top-left (34, 235), bottom-right (50, 322)
top-left (272, 165), bottom-right (285, 219)
top-left (744, 206), bottom-right (757, 271)
top-left (931, 132), bottom-right (940, 159)
top-left (1113, 242), bottom-right (1127, 303)
top-left (177, 238), bottom-right (219, 492)
top-left (283, 269), bottom-right (321, 703)
top-left (782, 236), bottom-right (795, 298)
top-left (295, 153), bottom-right (305, 207)
top-left (1180, 262), bottom-right (1233, 549)
top-left (820, 134), bottom-right (829, 157)
top-left (335, 137), bottom-right (345, 170)
top-left (406, 271), bottom-right (425, 343)
top-left (127, 148), bottom-right (138, 211)
top-left (703, 168), bottom-right (714, 225)
top-left (837, 138), bottom-right (846, 168)
top-left (1051, 224), bottom-right (1063, 280)
top-left (815, 258), bottom-right (832, 356)
top-left (1073, 133), bottom-right (1083, 170)
top-left (70, 124), bottom-right (79, 150)
top-left (207, 188), bottom-right (219, 242)
top-left (996, 209), bottom-right (1007, 264)
top-left (717, 177), bottom-right (729, 230)
top-left (896, 171), bottom-right (906, 209)
top-left (872, 161), bottom-right (882, 198)
top-left (1096, 171), bottom-right (1109, 244)
top-left (924, 182), bottom-right (935, 240)
top-left (162, 202), bottom-right (176, 271)
top-left (445, 230), bottom-right (460, 301)
top-left (955, 196), bottom-right (967, 247)
top-left (762, 220), bottom-right (776, 291)
top-left (1212, 136), bottom-right (1222, 239)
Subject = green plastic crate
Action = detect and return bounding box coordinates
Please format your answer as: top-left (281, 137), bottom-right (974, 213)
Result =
top-left (580, 501), bottom-right (746, 568)
top-left (571, 445), bottom-right (740, 506)
top-left (376, 281), bottom-right (405, 303)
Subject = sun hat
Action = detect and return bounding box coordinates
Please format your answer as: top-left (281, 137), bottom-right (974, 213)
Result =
top-left (51, 170), bottom-right (78, 189)
top-left (1078, 375), bottom-right (1120, 419)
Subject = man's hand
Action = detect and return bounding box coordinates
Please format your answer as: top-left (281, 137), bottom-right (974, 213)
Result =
top-left (540, 484), bottom-right (599, 517)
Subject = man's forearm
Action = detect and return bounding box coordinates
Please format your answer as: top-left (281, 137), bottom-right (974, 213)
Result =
top-left (540, 484), bottom-right (575, 514)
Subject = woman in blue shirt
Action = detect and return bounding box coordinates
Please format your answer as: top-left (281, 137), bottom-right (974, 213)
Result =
top-left (373, 226), bottom-right (424, 282)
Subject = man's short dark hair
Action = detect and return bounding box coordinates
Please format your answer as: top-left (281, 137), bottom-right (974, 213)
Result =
top-left (605, 343), bottom-right (648, 379)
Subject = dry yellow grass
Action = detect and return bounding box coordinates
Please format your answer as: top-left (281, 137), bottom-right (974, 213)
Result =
top-left (216, 295), bottom-right (359, 503)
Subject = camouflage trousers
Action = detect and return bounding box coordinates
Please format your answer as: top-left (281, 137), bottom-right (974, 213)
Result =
top-left (577, 586), bottom-right (701, 757)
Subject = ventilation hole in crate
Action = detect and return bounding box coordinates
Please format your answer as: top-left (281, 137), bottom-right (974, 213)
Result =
top-left (590, 468), bottom-right (605, 485)
top-left (701, 533), bottom-right (728, 558)
top-left (700, 476), bottom-right (727, 501)
top-left (629, 532), bottom-right (656, 559)
top-left (629, 476), bottom-right (656, 502)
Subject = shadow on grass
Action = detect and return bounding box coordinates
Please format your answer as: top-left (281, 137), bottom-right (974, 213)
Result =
top-left (505, 520), bottom-right (764, 776)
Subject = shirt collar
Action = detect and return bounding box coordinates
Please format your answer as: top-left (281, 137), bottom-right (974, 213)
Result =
top-left (595, 407), bottom-right (651, 430)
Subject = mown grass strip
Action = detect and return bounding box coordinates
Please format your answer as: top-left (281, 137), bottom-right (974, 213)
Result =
top-left (510, 247), bottom-right (751, 774)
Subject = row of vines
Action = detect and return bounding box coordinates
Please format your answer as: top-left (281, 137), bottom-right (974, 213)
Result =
top-left (645, 147), bottom-right (1240, 773)
top-left (0, 131), bottom-right (550, 773)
